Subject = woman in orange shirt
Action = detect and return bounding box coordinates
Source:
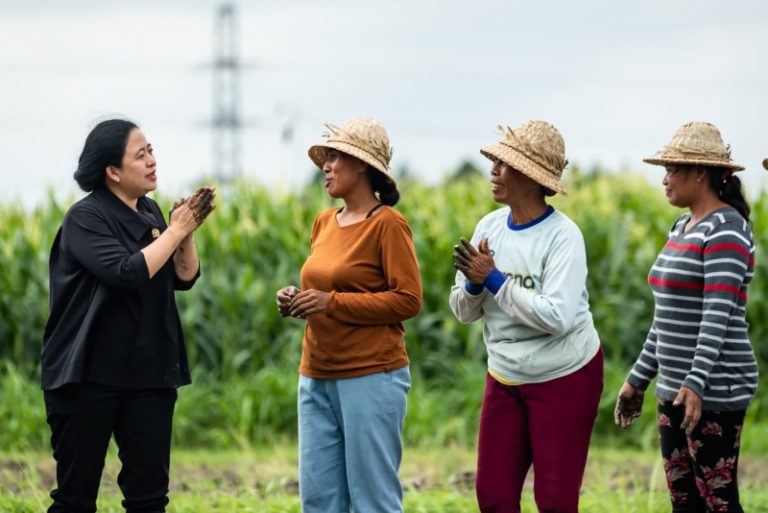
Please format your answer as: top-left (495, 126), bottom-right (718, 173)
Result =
top-left (276, 117), bottom-right (422, 513)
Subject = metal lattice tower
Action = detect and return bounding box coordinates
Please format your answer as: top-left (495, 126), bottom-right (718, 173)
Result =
top-left (212, 4), bottom-right (242, 181)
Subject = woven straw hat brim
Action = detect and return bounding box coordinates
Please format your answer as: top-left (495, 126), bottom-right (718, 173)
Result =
top-left (480, 143), bottom-right (568, 196)
top-left (643, 154), bottom-right (745, 171)
top-left (308, 141), bottom-right (396, 185)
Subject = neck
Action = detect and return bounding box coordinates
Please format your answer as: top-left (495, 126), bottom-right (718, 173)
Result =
top-left (507, 194), bottom-right (548, 225)
top-left (688, 189), bottom-right (729, 223)
top-left (341, 184), bottom-right (379, 214)
top-left (106, 182), bottom-right (139, 211)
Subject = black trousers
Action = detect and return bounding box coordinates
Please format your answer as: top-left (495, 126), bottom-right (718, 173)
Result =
top-left (658, 401), bottom-right (746, 513)
top-left (43, 384), bottom-right (177, 513)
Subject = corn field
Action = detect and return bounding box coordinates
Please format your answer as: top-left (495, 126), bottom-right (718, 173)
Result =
top-left (0, 168), bottom-right (767, 449)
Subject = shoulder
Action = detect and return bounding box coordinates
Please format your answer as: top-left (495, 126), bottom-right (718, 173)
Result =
top-left (711, 207), bottom-right (750, 232)
top-left (545, 210), bottom-right (584, 240)
top-left (372, 207), bottom-right (415, 239)
top-left (69, 192), bottom-right (99, 211)
top-left (375, 206), bottom-right (410, 226)
top-left (59, 194), bottom-right (109, 249)
top-left (475, 207), bottom-right (508, 231)
top-left (64, 193), bottom-right (103, 224)
top-left (705, 207), bottom-right (753, 245)
top-left (313, 207), bottom-right (338, 226)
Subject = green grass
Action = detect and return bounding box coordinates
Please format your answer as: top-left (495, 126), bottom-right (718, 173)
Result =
top-left (2, 446), bottom-right (767, 513)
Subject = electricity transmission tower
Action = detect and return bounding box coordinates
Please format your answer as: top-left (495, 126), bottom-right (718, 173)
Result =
top-left (211, 3), bottom-right (243, 182)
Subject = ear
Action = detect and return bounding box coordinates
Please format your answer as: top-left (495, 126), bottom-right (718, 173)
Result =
top-left (355, 157), bottom-right (368, 174)
top-left (105, 165), bottom-right (121, 184)
top-left (695, 168), bottom-right (707, 185)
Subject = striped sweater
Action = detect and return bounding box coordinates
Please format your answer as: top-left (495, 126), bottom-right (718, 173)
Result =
top-left (628, 207), bottom-right (758, 411)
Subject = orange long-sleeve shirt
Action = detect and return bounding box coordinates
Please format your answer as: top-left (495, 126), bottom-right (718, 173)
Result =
top-left (299, 206), bottom-right (423, 379)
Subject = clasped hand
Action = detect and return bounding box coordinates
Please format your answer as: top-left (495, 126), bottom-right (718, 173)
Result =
top-left (453, 237), bottom-right (495, 284)
top-left (275, 286), bottom-right (330, 319)
top-left (169, 186), bottom-right (216, 237)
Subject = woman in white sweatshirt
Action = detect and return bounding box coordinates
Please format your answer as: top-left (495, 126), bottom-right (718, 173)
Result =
top-left (450, 121), bottom-right (603, 513)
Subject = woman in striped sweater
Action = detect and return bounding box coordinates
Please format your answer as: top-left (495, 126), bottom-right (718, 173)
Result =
top-left (616, 122), bottom-right (758, 513)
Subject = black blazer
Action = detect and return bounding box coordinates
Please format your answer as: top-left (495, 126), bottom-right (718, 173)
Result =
top-left (41, 188), bottom-right (198, 390)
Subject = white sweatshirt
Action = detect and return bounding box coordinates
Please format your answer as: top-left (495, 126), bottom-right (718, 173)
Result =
top-left (449, 206), bottom-right (600, 383)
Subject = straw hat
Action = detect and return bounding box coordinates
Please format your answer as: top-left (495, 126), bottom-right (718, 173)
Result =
top-left (644, 122), bottom-right (743, 171)
top-left (480, 121), bottom-right (568, 196)
top-left (308, 117), bottom-right (396, 185)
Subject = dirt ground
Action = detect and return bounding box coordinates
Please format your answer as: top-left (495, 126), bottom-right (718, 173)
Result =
top-left (2, 448), bottom-right (767, 498)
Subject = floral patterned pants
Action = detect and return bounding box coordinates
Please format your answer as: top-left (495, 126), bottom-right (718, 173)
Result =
top-left (658, 401), bottom-right (746, 513)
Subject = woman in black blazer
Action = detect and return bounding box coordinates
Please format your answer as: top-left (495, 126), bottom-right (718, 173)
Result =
top-left (41, 119), bottom-right (214, 513)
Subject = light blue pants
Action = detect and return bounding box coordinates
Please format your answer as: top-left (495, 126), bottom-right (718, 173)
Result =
top-left (298, 366), bottom-right (410, 513)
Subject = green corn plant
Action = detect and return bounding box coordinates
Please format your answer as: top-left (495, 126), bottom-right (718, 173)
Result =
top-left (1, 169), bottom-right (767, 449)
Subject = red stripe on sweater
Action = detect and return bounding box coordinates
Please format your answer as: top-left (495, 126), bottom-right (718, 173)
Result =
top-left (704, 284), bottom-right (748, 299)
top-left (666, 241), bottom-right (751, 260)
top-left (648, 277), bottom-right (703, 290)
top-left (665, 241), bottom-right (702, 253)
top-left (703, 243), bottom-right (750, 258)
top-left (648, 277), bottom-right (747, 299)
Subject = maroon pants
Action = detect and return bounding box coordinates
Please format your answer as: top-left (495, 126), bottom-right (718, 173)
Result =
top-left (476, 348), bottom-right (604, 513)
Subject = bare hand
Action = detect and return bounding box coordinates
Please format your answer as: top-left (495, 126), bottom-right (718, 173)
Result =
top-left (453, 237), bottom-right (495, 284)
top-left (614, 382), bottom-right (645, 429)
top-left (289, 289), bottom-right (330, 319)
top-left (186, 186), bottom-right (216, 224)
top-left (170, 197), bottom-right (187, 216)
top-left (673, 386), bottom-right (702, 435)
top-left (276, 286), bottom-right (300, 318)
top-left (169, 202), bottom-right (199, 238)
top-left (171, 186), bottom-right (217, 230)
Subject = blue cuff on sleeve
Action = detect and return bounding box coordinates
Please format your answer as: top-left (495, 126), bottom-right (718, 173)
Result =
top-left (483, 268), bottom-right (507, 294)
top-left (464, 281), bottom-right (484, 295)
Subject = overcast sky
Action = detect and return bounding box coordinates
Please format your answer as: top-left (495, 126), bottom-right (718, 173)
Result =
top-left (1, 0), bottom-right (767, 205)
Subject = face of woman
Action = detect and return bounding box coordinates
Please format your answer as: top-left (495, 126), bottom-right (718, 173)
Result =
top-left (110, 129), bottom-right (157, 197)
top-left (662, 165), bottom-right (702, 208)
top-left (322, 150), bottom-right (366, 199)
top-left (490, 159), bottom-right (541, 205)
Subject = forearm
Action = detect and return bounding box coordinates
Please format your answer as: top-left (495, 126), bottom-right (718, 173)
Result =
top-left (449, 279), bottom-right (486, 323)
top-left (494, 282), bottom-right (577, 336)
top-left (327, 289), bottom-right (422, 325)
top-left (628, 331), bottom-right (659, 389)
top-left (682, 317), bottom-right (728, 398)
top-left (141, 226), bottom-right (186, 279)
top-left (173, 234), bottom-right (200, 281)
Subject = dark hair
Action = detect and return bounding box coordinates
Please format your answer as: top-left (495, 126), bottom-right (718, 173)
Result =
top-left (73, 119), bottom-right (138, 192)
top-left (541, 186), bottom-right (556, 197)
top-left (367, 167), bottom-right (400, 206)
top-left (706, 167), bottom-right (751, 222)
